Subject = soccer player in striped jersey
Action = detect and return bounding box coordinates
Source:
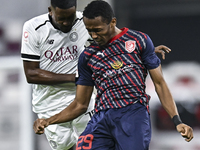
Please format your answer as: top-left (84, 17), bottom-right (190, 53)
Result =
top-left (28, 0), bottom-right (173, 150)
top-left (32, 0), bottom-right (194, 150)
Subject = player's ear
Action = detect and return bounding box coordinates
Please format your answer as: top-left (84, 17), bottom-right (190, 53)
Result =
top-left (48, 7), bottom-right (52, 16)
top-left (110, 17), bottom-right (117, 28)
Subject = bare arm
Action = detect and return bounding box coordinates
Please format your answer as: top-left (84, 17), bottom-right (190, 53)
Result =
top-left (23, 60), bottom-right (75, 84)
top-left (149, 65), bottom-right (177, 118)
top-left (33, 85), bottom-right (94, 134)
top-left (149, 65), bottom-right (193, 142)
top-left (154, 45), bottom-right (171, 60)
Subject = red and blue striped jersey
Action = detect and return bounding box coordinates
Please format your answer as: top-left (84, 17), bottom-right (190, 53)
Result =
top-left (76, 27), bottom-right (161, 112)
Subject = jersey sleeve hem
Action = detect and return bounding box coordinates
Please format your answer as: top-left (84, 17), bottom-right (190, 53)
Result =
top-left (21, 53), bottom-right (40, 61)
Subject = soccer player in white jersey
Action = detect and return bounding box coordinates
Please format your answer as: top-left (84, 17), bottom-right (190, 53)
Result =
top-left (21, 0), bottom-right (171, 150)
top-left (21, 0), bottom-right (95, 150)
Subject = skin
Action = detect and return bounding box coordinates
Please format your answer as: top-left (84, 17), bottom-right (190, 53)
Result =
top-left (48, 6), bottom-right (76, 33)
top-left (23, 61), bottom-right (75, 84)
top-left (155, 45), bottom-right (171, 60)
top-left (83, 16), bottom-right (120, 46)
top-left (33, 16), bottom-right (193, 142)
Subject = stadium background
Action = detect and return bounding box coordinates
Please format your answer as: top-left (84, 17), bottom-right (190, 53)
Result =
top-left (0, 0), bottom-right (199, 149)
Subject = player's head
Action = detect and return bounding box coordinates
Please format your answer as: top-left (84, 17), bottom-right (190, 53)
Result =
top-left (48, 0), bottom-right (77, 33)
top-left (83, 0), bottom-right (117, 46)
top-left (50, 0), bottom-right (76, 9)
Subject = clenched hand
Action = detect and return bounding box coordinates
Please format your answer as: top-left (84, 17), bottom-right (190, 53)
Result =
top-left (176, 123), bottom-right (193, 142)
top-left (33, 118), bottom-right (49, 134)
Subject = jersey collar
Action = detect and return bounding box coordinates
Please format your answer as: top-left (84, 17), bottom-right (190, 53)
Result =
top-left (108, 27), bottom-right (128, 44)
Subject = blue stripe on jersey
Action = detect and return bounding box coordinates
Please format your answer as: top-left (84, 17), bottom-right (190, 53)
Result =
top-left (76, 28), bottom-right (160, 112)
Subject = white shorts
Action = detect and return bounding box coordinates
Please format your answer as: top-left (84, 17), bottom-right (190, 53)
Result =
top-left (37, 94), bottom-right (95, 150)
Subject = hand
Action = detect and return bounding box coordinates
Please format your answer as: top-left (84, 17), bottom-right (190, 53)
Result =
top-left (176, 123), bottom-right (193, 142)
top-left (155, 45), bottom-right (171, 60)
top-left (33, 118), bottom-right (49, 134)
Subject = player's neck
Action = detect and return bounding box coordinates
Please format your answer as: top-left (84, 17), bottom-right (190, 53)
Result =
top-left (48, 15), bottom-right (59, 30)
top-left (112, 27), bottom-right (122, 38)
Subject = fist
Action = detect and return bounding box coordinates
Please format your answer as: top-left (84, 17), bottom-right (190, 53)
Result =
top-left (33, 118), bottom-right (48, 134)
top-left (176, 123), bottom-right (193, 142)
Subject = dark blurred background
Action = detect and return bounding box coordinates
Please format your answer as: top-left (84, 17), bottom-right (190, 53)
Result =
top-left (114, 0), bottom-right (200, 65)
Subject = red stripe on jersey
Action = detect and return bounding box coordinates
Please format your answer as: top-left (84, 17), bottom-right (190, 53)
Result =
top-left (118, 76), bottom-right (137, 100)
top-left (138, 31), bottom-right (147, 40)
top-left (124, 73), bottom-right (143, 94)
top-left (84, 51), bottom-right (92, 56)
top-left (127, 53), bottom-right (145, 85)
top-left (116, 87), bottom-right (127, 104)
top-left (93, 54), bottom-right (112, 70)
top-left (110, 78), bottom-right (123, 108)
top-left (104, 91), bottom-right (114, 109)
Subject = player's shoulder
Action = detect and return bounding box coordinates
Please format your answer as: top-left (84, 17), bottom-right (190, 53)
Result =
top-left (79, 47), bottom-right (95, 66)
top-left (127, 28), bottom-right (148, 40)
top-left (82, 43), bottom-right (99, 58)
top-left (86, 42), bottom-right (99, 51)
top-left (23, 13), bottom-right (49, 30)
top-left (125, 28), bottom-right (150, 50)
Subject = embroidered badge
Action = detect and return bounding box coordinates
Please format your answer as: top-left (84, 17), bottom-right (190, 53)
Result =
top-left (23, 31), bottom-right (29, 43)
top-left (111, 60), bottom-right (123, 69)
top-left (125, 41), bottom-right (136, 53)
top-left (24, 31), bottom-right (29, 38)
top-left (69, 32), bottom-right (78, 42)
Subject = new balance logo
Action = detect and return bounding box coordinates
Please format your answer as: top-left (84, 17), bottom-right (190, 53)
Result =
top-left (47, 39), bottom-right (54, 44)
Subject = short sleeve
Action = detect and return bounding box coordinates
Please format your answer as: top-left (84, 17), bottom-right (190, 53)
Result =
top-left (141, 35), bottom-right (161, 70)
top-left (21, 21), bottom-right (40, 61)
top-left (76, 52), bottom-right (95, 86)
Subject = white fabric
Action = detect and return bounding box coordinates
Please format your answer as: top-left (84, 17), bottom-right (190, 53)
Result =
top-left (21, 12), bottom-right (91, 113)
top-left (38, 94), bottom-right (96, 150)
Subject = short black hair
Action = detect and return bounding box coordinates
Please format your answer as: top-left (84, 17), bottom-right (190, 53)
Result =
top-left (51, 0), bottom-right (76, 9)
top-left (83, 0), bottom-right (115, 24)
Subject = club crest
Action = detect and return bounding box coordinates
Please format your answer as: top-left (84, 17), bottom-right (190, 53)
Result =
top-left (69, 32), bottom-right (78, 42)
top-left (125, 41), bottom-right (136, 53)
top-left (23, 31), bottom-right (29, 43)
top-left (111, 60), bottom-right (123, 69)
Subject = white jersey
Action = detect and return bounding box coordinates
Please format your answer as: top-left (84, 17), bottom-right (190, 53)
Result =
top-left (21, 12), bottom-right (91, 113)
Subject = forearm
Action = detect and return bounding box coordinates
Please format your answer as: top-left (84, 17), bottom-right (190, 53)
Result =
top-left (156, 83), bottom-right (194, 142)
top-left (155, 81), bottom-right (179, 118)
top-left (46, 100), bottom-right (88, 125)
top-left (149, 66), bottom-right (193, 142)
top-left (26, 69), bottom-right (76, 84)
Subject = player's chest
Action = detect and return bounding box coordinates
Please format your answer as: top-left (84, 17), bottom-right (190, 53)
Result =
top-left (40, 33), bottom-right (87, 59)
top-left (89, 47), bottom-right (141, 71)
